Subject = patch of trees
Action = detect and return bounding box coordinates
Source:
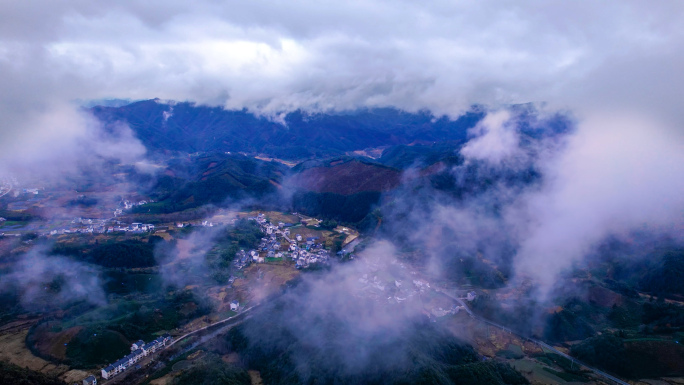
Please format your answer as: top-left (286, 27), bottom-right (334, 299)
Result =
top-left (470, 294), bottom-right (538, 337)
top-left (226, 291), bottom-right (528, 385)
top-left (205, 219), bottom-right (265, 282)
top-left (319, 219), bottom-right (338, 230)
top-left (173, 354), bottom-right (250, 385)
top-left (607, 302), bottom-right (643, 329)
top-left (642, 299), bottom-right (684, 330)
top-left (570, 334), bottom-right (625, 375)
top-left (292, 191), bottom-right (382, 223)
top-left (571, 333), bottom-right (684, 378)
top-left (0, 360), bottom-right (66, 385)
top-left (66, 327), bottom-right (130, 368)
top-left (543, 299), bottom-right (596, 342)
top-left (52, 238), bottom-right (159, 269)
top-left (140, 153), bottom-right (286, 214)
top-left (87, 240), bottom-right (157, 268)
top-left (66, 195), bottom-right (98, 207)
top-left (109, 290), bottom-right (211, 343)
top-left (0, 209), bottom-right (35, 221)
top-left (103, 272), bottom-right (162, 295)
top-left (444, 255), bottom-right (507, 289)
top-left (639, 249), bottom-right (684, 296)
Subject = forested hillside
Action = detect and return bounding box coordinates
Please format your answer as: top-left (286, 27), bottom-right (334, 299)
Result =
top-left (92, 100), bottom-right (483, 159)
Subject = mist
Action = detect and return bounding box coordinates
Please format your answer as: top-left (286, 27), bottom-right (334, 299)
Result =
top-left (0, 246), bottom-right (106, 311)
top-left (233, 241), bottom-right (439, 381)
top-left (379, 108), bottom-right (684, 303)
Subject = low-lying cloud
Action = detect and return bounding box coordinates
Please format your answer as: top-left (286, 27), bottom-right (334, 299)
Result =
top-left (383, 108), bottom-right (684, 299)
top-left (0, 246), bottom-right (106, 310)
top-left (513, 112), bottom-right (684, 295)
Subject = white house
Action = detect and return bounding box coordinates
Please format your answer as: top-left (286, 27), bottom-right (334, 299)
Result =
top-left (82, 375), bottom-right (97, 385)
top-left (131, 340), bottom-right (144, 351)
top-left (230, 300), bottom-right (240, 311)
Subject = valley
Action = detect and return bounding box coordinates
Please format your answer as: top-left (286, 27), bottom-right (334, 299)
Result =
top-left (0, 103), bottom-right (682, 385)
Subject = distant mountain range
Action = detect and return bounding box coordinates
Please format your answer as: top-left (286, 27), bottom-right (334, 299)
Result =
top-left (91, 99), bottom-right (484, 160)
top-left (98, 100), bottom-right (572, 223)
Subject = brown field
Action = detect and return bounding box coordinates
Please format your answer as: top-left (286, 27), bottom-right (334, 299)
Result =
top-left (249, 370), bottom-right (264, 385)
top-left (0, 327), bottom-right (92, 382)
top-left (222, 352), bottom-right (240, 364)
top-left (290, 226), bottom-right (330, 241)
top-left (290, 160), bottom-right (401, 195)
top-left (30, 322), bottom-right (83, 361)
top-left (232, 263), bottom-right (300, 304)
top-left (237, 210), bottom-right (299, 225)
top-left (442, 316), bottom-right (543, 358)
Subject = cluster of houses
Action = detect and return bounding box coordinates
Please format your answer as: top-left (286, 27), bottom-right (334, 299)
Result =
top-left (232, 214), bottom-right (331, 271)
top-left (107, 222), bottom-right (156, 233)
top-left (114, 199), bottom-right (154, 216)
top-left (47, 219), bottom-right (158, 236)
top-left (101, 334), bottom-right (173, 380)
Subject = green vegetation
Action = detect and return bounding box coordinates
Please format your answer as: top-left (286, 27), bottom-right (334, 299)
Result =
top-left (444, 362), bottom-right (530, 385)
top-left (0, 360), bottom-right (66, 385)
top-left (27, 290), bottom-right (210, 367)
top-left (319, 219), bottom-right (337, 230)
top-left (378, 143), bottom-right (464, 170)
top-left (293, 191), bottom-right (383, 223)
top-left (0, 209), bottom-right (35, 222)
top-left (571, 333), bottom-right (684, 378)
top-left (65, 327), bottom-right (130, 367)
top-left (172, 353), bottom-right (251, 385)
top-left (138, 153), bottom-right (286, 213)
top-left (205, 219), bottom-right (265, 283)
top-left (93, 101), bottom-right (482, 160)
top-left (607, 302), bottom-right (642, 329)
top-left (641, 299), bottom-right (684, 331)
top-left (541, 368), bottom-right (588, 382)
top-left (227, 287), bottom-right (528, 385)
top-left (88, 240), bottom-right (157, 268)
top-left (639, 249), bottom-right (684, 296)
top-left (51, 237), bottom-right (160, 268)
top-left (543, 299), bottom-right (596, 342)
top-left (496, 345), bottom-right (524, 359)
top-left (570, 334), bottom-right (625, 377)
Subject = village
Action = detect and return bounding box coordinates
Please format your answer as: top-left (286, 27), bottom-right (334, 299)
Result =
top-left (233, 213), bottom-right (332, 270)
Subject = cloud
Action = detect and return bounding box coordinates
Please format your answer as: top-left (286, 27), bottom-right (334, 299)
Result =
top-left (237, 240), bottom-right (429, 378)
top-left (0, 1), bottom-right (683, 123)
top-left (156, 226), bottom-right (223, 290)
top-left (379, 108), bottom-right (683, 300)
top-left (0, 101), bottom-right (147, 189)
top-left (0, 0), bottom-right (682, 308)
top-left (512, 112), bottom-right (684, 295)
top-left (0, 246), bottom-right (106, 310)
top-left (461, 110), bottom-right (520, 166)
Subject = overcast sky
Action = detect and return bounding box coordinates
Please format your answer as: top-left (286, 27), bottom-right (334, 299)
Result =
top-left (1, 1), bottom-right (683, 159)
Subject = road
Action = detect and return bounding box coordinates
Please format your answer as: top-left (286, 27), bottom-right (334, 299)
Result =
top-left (436, 289), bottom-right (630, 385)
top-left (105, 307), bottom-right (256, 384)
top-left (167, 306), bottom-right (255, 349)
top-left (341, 237), bottom-right (362, 254)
